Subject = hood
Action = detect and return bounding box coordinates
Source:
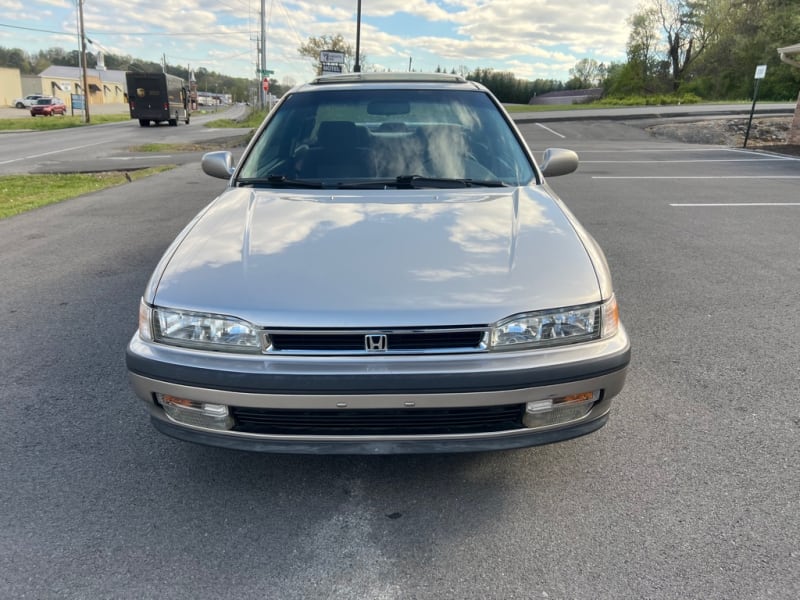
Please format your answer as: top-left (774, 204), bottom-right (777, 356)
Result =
top-left (149, 186), bottom-right (602, 328)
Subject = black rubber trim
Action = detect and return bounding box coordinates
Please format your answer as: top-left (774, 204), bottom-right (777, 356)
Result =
top-left (127, 346), bottom-right (630, 395)
top-left (151, 413), bottom-right (609, 455)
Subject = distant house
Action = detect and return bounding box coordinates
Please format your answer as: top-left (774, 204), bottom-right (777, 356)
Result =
top-left (38, 66), bottom-right (127, 110)
top-left (529, 88), bottom-right (603, 106)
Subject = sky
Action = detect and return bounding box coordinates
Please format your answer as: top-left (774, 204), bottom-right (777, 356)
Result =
top-left (0, 0), bottom-right (640, 86)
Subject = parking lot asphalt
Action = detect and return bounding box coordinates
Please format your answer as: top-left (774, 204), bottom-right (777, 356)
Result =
top-left (1, 113), bottom-right (799, 599)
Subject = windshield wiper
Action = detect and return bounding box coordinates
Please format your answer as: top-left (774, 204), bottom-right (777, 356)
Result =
top-left (338, 175), bottom-right (508, 189)
top-left (237, 175), bottom-right (324, 189)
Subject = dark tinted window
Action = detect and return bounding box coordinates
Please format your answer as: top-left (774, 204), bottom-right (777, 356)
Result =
top-left (238, 88), bottom-right (535, 185)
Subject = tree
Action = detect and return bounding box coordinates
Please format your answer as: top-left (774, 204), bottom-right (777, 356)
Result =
top-left (650, 0), bottom-right (731, 91)
top-left (686, 0), bottom-right (800, 100)
top-left (568, 58), bottom-right (605, 88)
top-left (297, 34), bottom-right (365, 75)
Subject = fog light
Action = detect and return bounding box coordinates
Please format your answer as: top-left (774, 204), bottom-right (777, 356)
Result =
top-left (523, 391), bottom-right (600, 428)
top-left (157, 393), bottom-right (234, 431)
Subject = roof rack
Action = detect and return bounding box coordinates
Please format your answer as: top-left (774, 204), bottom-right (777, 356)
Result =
top-left (311, 72), bottom-right (468, 85)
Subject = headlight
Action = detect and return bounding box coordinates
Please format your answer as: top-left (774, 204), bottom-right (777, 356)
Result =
top-left (491, 297), bottom-right (618, 350)
top-left (148, 305), bottom-right (261, 353)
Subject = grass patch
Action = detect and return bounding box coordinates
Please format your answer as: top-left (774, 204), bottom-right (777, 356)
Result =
top-left (129, 137), bottom-right (248, 153)
top-left (0, 166), bottom-right (174, 220)
top-left (593, 93), bottom-right (703, 107)
top-left (206, 109), bottom-right (268, 129)
top-left (0, 113), bottom-right (130, 131)
top-left (503, 103), bottom-right (592, 113)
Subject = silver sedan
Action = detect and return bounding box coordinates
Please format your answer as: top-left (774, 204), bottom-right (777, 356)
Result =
top-left (126, 72), bottom-right (630, 454)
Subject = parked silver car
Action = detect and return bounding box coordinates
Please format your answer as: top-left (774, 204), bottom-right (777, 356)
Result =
top-left (13, 94), bottom-right (45, 108)
top-left (126, 72), bottom-right (630, 454)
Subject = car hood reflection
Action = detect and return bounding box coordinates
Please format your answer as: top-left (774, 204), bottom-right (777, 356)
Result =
top-left (152, 187), bottom-right (601, 328)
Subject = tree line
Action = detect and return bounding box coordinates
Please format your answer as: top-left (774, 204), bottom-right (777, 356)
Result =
top-left (465, 0), bottom-right (799, 103)
top-left (0, 46), bottom-right (287, 103)
top-left (296, 1), bottom-right (799, 104)
top-left (604, 0), bottom-right (799, 101)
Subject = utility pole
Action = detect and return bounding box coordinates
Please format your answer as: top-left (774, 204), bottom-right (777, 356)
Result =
top-left (78, 0), bottom-right (90, 123)
top-left (354, 0), bottom-right (362, 72)
top-left (260, 0), bottom-right (267, 107)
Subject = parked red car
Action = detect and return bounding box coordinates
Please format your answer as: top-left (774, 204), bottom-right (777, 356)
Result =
top-left (30, 97), bottom-right (67, 116)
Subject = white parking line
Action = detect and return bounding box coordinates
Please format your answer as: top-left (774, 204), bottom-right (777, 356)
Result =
top-left (593, 175), bottom-right (800, 179)
top-left (0, 142), bottom-right (103, 165)
top-left (535, 123), bottom-right (566, 138)
top-left (109, 156), bottom-right (174, 160)
top-left (583, 158), bottom-right (790, 163)
top-left (573, 148), bottom-right (723, 153)
top-left (671, 203), bottom-right (800, 207)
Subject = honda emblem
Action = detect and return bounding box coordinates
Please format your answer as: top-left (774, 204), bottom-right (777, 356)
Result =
top-left (365, 334), bottom-right (388, 352)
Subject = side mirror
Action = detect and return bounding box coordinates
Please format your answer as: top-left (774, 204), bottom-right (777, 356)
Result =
top-left (201, 151), bottom-right (235, 179)
top-left (540, 148), bottom-right (579, 178)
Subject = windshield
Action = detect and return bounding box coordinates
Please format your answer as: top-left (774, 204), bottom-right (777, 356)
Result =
top-left (237, 88), bottom-right (535, 187)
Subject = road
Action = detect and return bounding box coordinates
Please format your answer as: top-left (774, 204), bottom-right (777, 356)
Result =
top-left (1, 101), bottom-right (795, 176)
top-left (0, 104), bottom-right (250, 176)
top-left (1, 111), bottom-right (799, 599)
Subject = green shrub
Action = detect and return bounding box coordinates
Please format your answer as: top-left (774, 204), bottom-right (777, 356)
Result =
top-left (593, 93), bottom-right (702, 107)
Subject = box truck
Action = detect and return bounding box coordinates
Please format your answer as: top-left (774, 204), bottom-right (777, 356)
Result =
top-left (126, 72), bottom-right (190, 127)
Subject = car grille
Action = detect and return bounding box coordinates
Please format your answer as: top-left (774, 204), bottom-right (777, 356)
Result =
top-left (265, 328), bottom-right (488, 354)
top-left (230, 404), bottom-right (525, 436)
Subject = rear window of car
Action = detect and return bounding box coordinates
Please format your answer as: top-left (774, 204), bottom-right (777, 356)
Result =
top-left (238, 88), bottom-right (535, 186)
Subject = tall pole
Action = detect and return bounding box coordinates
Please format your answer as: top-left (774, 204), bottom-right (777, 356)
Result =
top-left (743, 77), bottom-right (762, 149)
top-left (78, 0), bottom-right (90, 122)
top-left (260, 0), bottom-right (267, 107)
top-left (354, 0), bottom-right (362, 73)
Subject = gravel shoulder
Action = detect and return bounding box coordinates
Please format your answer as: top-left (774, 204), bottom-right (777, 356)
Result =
top-left (644, 115), bottom-right (800, 156)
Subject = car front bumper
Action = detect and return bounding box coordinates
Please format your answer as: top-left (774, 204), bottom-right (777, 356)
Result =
top-left (126, 327), bottom-right (630, 454)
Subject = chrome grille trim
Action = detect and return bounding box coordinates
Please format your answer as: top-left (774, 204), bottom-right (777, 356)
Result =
top-left (260, 326), bottom-right (490, 355)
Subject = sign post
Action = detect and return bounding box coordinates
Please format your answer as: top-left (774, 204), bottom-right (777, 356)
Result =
top-left (743, 65), bottom-right (767, 148)
top-left (256, 69), bottom-right (274, 107)
top-left (70, 93), bottom-right (85, 117)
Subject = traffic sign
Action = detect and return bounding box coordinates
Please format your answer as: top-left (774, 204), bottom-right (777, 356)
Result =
top-left (262, 78), bottom-right (270, 92)
top-left (754, 65), bottom-right (767, 79)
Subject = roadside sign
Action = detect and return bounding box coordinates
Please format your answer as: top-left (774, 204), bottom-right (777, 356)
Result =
top-left (71, 93), bottom-right (85, 110)
top-left (320, 51), bottom-right (345, 64)
top-left (321, 50), bottom-right (345, 75)
top-left (744, 66), bottom-right (768, 147)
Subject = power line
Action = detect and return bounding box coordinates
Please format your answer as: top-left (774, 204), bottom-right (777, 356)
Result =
top-left (0, 22), bottom-right (255, 37)
top-left (275, 0), bottom-right (305, 48)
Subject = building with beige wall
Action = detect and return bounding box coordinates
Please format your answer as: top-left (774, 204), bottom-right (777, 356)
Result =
top-left (39, 66), bottom-right (127, 110)
top-left (1, 65), bottom-right (128, 109)
top-left (0, 67), bottom-right (23, 107)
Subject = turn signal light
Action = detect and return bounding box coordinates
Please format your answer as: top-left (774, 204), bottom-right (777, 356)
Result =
top-left (523, 391), bottom-right (600, 428)
top-left (156, 393), bottom-right (234, 430)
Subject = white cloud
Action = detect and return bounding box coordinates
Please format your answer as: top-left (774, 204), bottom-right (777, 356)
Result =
top-left (2, 0), bottom-right (641, 82)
